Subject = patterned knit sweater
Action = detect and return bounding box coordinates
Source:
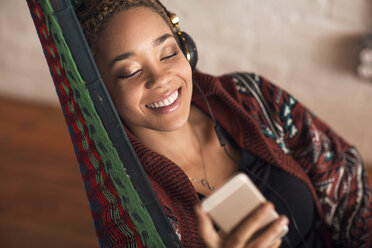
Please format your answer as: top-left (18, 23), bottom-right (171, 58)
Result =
top-left (127, 71), bottom-right (372, 248)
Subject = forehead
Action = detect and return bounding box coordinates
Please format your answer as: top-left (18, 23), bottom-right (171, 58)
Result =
top-left (96, 7), bottom-right (173, 57)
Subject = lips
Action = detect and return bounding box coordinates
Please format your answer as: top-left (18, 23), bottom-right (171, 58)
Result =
top-left (146, 89), bottom-right (179, 109)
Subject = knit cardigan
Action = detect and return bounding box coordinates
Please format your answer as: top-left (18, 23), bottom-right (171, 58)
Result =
top-left (126, 71), bottom-right (372, 248)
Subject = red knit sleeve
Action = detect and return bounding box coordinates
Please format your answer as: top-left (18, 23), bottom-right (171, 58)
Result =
top-left (230, 72), bottom-right (372, 247)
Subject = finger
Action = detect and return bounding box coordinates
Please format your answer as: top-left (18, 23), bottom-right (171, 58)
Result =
top-left (247, 216), bottom-right (288, 248)
top-left (224, 202), bottom-right (275, 248)
top-left (267, 239), bottom-right (282, 248)
top-left (194, 204), bottom-right (222, 248)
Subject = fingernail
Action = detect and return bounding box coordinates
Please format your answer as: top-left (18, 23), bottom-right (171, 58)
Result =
top-left (280, 216), bottom-right (289, 226)
top-left (277, 224), bottom-right (288, 239)
top-left (263, 202), bottom-right (273, 213)
top-left (278, 218), bottom-right (289, 238)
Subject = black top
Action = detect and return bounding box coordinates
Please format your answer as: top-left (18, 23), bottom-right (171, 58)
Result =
top-left (238, 150), bottom-right (323, 248)
top-left (198, 149), bottom-right (324, 247)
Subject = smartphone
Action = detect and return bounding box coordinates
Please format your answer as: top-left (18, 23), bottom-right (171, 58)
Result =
top-left (201, 173), bottom-right (288, 241)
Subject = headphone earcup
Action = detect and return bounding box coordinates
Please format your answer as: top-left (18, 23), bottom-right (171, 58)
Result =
top-left (178, 31), bottom-right (198, 71)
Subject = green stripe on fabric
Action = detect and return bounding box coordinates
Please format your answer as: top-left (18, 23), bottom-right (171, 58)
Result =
top-left (88, 153), bottom-right (100, 170)
top-left (39, 1), bottom-right (165, 247)
top-left (49, 45), bottom-right (56, 57)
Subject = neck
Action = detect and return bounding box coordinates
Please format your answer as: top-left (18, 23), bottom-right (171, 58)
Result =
top-left (130, 105), bottom-right (212, 170)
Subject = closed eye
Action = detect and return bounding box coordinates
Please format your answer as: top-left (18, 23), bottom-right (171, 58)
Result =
top-left (161, 51), bottom-right (178, 61)
top-left (119, 69), bottom-right (141, 79)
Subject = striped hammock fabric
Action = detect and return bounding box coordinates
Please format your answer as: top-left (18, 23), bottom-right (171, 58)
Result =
top-left (26, 0), bottom-right (181, 247)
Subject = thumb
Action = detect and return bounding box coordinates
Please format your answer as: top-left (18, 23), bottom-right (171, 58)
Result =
top-left (194, 204), bottom-right (222, 248)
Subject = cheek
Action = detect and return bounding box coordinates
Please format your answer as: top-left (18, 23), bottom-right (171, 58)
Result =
top-left (111, 84), bottom-right (142, 117)
top-left (180, 60), bottom-right (193, 96)
top-left (176, 56), bottom-right (193, 84)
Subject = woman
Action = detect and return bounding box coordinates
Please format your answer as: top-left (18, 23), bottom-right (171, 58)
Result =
top-left (76, 0), bottom-right (372, 247)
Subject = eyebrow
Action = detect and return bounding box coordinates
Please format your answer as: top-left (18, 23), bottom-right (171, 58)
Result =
top-left (109, 33), bottom-right (174, 69)
top-left (109, 52), bottom-right (134, 68)
top-left (153, 33), bottom-right (173, 46)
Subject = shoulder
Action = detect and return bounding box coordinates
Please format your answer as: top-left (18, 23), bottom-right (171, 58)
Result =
top-left (223, 72), bottom-right (285, 102)
top-left (192, 70), bottom-right (275, 97)
top-left (192, 70), bottom-right (287, 120)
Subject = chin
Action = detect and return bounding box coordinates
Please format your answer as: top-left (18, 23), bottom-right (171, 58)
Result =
top-left (154, 115), bottom-right (189, 132)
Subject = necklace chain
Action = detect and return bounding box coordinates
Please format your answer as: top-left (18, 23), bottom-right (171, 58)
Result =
top-left (189, 130), bottom-right (215, 191)
top-left (188, 177), bottom-right (215, 191)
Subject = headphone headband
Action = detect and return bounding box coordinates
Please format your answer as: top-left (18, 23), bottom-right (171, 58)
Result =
top-left (153, 0), bottom-right (198, 70)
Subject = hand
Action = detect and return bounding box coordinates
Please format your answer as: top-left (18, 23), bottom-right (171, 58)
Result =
top-left (195, 202), bottom-right (288, 248)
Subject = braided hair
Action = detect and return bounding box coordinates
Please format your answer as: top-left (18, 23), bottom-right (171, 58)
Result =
top-left (75, 0), bottom-right (174, 55)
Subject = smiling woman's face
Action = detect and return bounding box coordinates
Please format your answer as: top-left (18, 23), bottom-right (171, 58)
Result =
top-left (94, 7), bottom-right (193, 135)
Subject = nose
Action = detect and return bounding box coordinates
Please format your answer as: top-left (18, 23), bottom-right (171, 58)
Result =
top-left (144, 62), bottom-right (170, 89)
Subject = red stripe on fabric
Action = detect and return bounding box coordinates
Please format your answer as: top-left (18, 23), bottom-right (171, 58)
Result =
top-left (45, 45), bottom-right (52, 57)
top-left (51, 43), bottom-right (58, 57)
top-left (51, 63), bottom-right (57, 76)
top-left (42, 22), bottom-right (48, 38)
top-left (26, 1), bottom-right (146, 245)
top-left (57, 60), bottom-right (62, 74)
top-left (36, 5), bottom-right (43, 20)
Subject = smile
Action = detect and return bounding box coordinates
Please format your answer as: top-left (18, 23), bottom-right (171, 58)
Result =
top-left (146, 89), bottom-right (179, 109)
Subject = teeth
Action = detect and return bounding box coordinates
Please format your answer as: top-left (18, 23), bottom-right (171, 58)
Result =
top-left (147, 90), bottom-right (179, 109)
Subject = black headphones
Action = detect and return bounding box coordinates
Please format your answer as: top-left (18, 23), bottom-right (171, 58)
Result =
top-left (154, 0), bottom-right (198, 70)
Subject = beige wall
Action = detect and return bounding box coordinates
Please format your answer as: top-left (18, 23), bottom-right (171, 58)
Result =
top-left (0, 0), bottom-right (56, 104)
top-left (1, 0), bottom-right (372, 165)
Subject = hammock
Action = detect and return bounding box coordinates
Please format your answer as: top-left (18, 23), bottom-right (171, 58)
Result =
top-left (26, 0), bottom-right (183, 247)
